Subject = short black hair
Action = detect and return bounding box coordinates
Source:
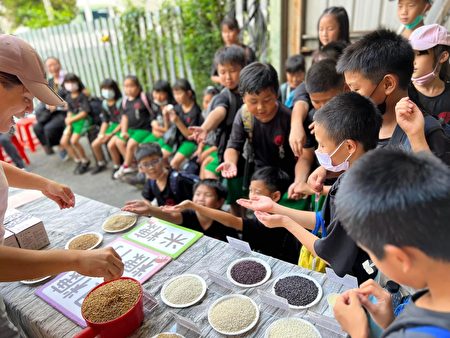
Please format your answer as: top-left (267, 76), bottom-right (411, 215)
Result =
top-left (251, 166), bottom-right (290, 196)
top-left (312, 40), bottom-right (349, 63)
top-left (285, 54), bottom-right (306, 74)
top-left (214, 45), bottom-right (247, 69)
top-left (153, 79), bottom-right (174, 102)
top-left (221, 16), bottom-right (240, 31)
top-left (336, 149), bottom-right (450, 261)
top-left (239, 62), bottom-right (279, 96)
top-left (203, 85), bottom-right (219, 97)
top-left (194, 179), bottom-right (228, 200)
top-left (173, 78), bottom-right (196, 101)
top-left (100, 78), bottom-right (122, 101)
top-left (314, 92), bottom-right (382, 151)
top-left (305, 59), bottom-right (344, 94)
top-left (135, 143), bottom-right (162, 162)
top-left (62, 73), bottom-right (85, 91)
top-left (336, 29), bottom-right (414, 90)
top-left (318, 7), bottom-right (350, 47)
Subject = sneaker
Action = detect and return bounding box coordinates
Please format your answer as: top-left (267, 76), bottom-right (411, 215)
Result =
top-left (91, 164), bottom-right (106, 175)
top-left (77, 160), bottom-right (91, 175)
top-left (123, 166), bottom-right (138, 174)
top-left (59, 149), bottom-right (69, 161)
top-left (43, 145), bottom-right (54, 155)
top-left (73, 162), bottom-right (82, 174)
top-left (113, 165), bottom-right (125, 180)
top-left (111, 167), bottom-right (120, 179)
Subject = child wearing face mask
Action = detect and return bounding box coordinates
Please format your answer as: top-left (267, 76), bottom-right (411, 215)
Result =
top-left (408, 24), bottom-right (450, 134)
top-left (59, 73), bottom-right (92, 174)
top-left (91, 79), bottom-right (122, 174)
top-left (391, 0), bottom-right (431, 39)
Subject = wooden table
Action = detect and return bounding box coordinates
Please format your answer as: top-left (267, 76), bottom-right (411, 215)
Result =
top-left (1, 191), bottom-right (349, 337)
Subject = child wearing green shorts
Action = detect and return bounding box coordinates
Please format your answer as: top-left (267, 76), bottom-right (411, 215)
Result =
top-left (59, 73), bottom-right (92, 175)
top-left (112, 75), bottom-right (154, 179)
top-left (167, 79), bottom-right (203, 170)
top-left (91, 79), bottom-right (122, 174)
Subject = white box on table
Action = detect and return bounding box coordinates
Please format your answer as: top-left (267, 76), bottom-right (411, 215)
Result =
top-left (3, 209), bottom-right (49, 249)
top-left (3, 229), bottom-right (19, 248)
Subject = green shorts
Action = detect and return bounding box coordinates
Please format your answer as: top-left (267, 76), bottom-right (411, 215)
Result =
top-left (117, 128), bottom-right (151, 143)
top-left (279, 192), bottom-right (311, 210)
top-left (177, 141), bottom-right (197, 158)
top-left (71, 117), bottom-right (91, 135)
top-left (142, 133), bottom-right (173, 153)
top-left (226, 176), bottom-right (247, 204)
top-left (105, 122), bottom-right (119, 135)
top-left (204, 150), bottom-right (220, 176)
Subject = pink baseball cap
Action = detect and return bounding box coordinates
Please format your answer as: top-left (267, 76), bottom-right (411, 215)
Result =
top-left (409, 24), bottom-right (450, 51)
top-left (0, 34), bottom-right (64, 105)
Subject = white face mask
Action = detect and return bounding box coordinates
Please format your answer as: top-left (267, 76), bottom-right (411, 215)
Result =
top-left (315, 141), bottom-right (352, 172)
top-left (64, 82), bottom-right (79, 93)
top-left (101, 89), bottom-right (115, 100)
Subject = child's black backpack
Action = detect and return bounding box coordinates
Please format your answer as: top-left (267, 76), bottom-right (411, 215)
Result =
top-left (149, 171), bottom-right (199, 200)
top-left (88, 97), bottom-right (104, 126)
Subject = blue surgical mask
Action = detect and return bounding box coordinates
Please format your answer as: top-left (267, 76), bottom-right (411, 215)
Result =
top-left (101, 89), bottom-right (115, 100)
top-left (315, 141), bottom-right (352, 172)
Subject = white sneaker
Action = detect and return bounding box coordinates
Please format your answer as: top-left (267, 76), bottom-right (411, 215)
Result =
top-left (113, 165), bottom-right (125, 179)
top-left (123, 166), bottom-right (137, 174)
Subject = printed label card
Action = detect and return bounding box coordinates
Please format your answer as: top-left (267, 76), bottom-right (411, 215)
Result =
top-left (124, 217), bottom-right (203, 259)
top-left (36, 238), bottom-right (171, 327)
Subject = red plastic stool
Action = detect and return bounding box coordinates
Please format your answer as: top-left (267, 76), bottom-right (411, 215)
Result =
top-left (15, 115), bottom-right (39, 152)
top-left (0, 134), bottom-right (30, 165)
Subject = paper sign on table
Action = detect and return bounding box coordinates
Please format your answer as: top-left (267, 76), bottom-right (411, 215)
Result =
top-left (124, 217), bottom-right (203, 259)
top-left (325, 268), bottom-right (358, 289)
top-left (36, 238), bottom-right (171, 327)
top-left (8, 189), bottom-right (44, 209)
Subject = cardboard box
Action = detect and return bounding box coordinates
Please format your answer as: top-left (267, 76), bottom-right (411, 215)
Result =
top-left (3, 209), bottom-right (49, 249)
top-left (3, 229), bottom-right (19, 248)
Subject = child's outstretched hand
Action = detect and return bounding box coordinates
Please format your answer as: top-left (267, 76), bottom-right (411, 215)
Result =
top-left (41, 180), bottom-right (75, 209)
top-left (161, 200), bottom-right (193, 213)
top-left (356, 279), bottom-right (395, 329)
top-left (216, 162), bottom-right (237, 178)
top-left (76, 247), bottom-right (124, 282)
top-left (122, 199), bottom-right (151, 215)
top-left (254, 211), bottom-right (290, 228)
top-left (189, 126), bottom-right (207, 144)
top-left (333, 290), bottom-right (369, 338)
top-left (237, 195), bottom-right (275, 213)
top-left (395, 97), bottom-right (425, 139)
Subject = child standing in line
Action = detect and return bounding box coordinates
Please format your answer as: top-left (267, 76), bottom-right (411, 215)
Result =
top-left (190, 45), bottom-right (247, 216)
top-left (408, 24), bottom-right (450, 132)
top-left (238, 93), bottom-right (382, 284)
top-left (279, 54), bottom-right (306, 108)
top-left (111, 75), bottom-right (154, 179)
top-left (91, 79), bottom-right (122, 174)
top-left (333, 149), bottom-right (450, 337)
top-left (392, 0), bottom-right (431, 38)
top-left (123, 179), bottom-right (238, 242)
top-left (167, 79), bottom-right (203, 170)
top-left (59, 73), bottom-right (92, 174)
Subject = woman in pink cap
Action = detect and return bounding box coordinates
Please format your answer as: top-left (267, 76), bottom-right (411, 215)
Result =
top-left (0, 35), bottom-right (124, 336)
top-left (408, 24), bottom-right (450, 133)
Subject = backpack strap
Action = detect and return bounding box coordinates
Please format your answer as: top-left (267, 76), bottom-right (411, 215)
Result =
top-left (169, 171), bottom-right (179, 196)
top-left (241, 104), bottom-right (254, 144)
top-left (224, 88), bottom-right (238, 127)
top-left (140, 92), bottom-right (153, 114)
top-left (389, 125), bottom-right (411, 151)
top-left (121, 96), bottom-right (127, 110)
top-left (407, 326), bottom-right (450, 337)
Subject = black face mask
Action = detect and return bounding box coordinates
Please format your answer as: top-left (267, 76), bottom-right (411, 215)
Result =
top-left (368, 78), bottom-right (388, 116)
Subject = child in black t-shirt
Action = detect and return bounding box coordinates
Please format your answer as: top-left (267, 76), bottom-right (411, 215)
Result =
top-left (122, 143), bottom-right (195, 207)
top-left (333, 149), bottom-right (450, 338)
top-left (190, 45), bottom-right (247, 216)
top-left (218, 62), bottom-right (305, 208)
top-left (91, 79), bottom-right (122, 174)
top-left (123, 179), bottom-right (237, 242)
top-left (111, 75), bottom-right (154, 179)
top-left (167, 79), bottom-right (203, 170)
top-left (238, 93), bottom-right (382, 283)
top-left (165, 167), bottom-right (301, 264)
top-left (408, 24), bottom-right (450, 132)
top-left (59, 73), bottom-right (92, 174)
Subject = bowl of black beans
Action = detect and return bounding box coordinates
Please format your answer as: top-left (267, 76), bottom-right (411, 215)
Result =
top-left (271, 273), bottom-right (323, 309)
top-left (226, 257), bottom-right (271, 288)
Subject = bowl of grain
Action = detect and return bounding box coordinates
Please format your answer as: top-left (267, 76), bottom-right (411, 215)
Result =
top-left (74, 277), bottom-right (144, 338)
top-left (65, 232), bottom-right (103, 250)
top-left (102, 212), bottom-right (138, 233)
top-left (151, 333), bottom-right (185, 338)
top-left (226, 257), bottom-right (271, 288)
top-left (208, 294), bottom-right (260, 335)
top-left (161, 274), bottom-right (207, 308)
top-left (264, 317), bottom-right (322, 338)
